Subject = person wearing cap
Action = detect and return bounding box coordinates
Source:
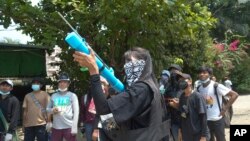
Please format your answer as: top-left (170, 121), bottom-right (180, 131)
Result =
top-left (46, 72), bottom-right (79, 141)
top-left (159, 70), bottom-right (170, 95)
top-left (73, 47), bottom-right (170, 141)
top-left (164, 64), bottom-right (183, 141)
top-left (168, 64), bottom-right (182, 73)
top-left (171, 74), bottom-right (210, 141)
top-left (0, 80), bottom-right (20, 141)
top-left (22, 77), bottom-right (50, 141)
top-left (197, 66), bottom-right (238, 141)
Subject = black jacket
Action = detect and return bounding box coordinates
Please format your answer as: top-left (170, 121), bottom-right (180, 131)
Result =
top-left (90, 75), bottom-right (170, 141)
top-left (0, 94), bottom-right (20, 134)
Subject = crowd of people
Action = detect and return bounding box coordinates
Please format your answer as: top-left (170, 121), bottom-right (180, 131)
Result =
top-left (159, 65), bottom-right (238, 141)
top-left (0, 47), bottom-right (239, 141)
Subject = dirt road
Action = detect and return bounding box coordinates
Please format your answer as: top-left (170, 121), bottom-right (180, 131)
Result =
top-left (225, 94), bottom-right (250, 140)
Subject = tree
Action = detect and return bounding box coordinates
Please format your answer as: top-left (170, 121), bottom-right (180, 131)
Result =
top-left (207, 31), bottom-right (249, 79)
top-left (197, 0), bottom-right (250, 42)
top-left (0, 0), bottom-right (216, 94)
top-left (195, 0), bottom-right (250, 92)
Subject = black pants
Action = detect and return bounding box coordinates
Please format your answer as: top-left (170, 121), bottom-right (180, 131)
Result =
top-left (24, 125), bottom-right (48, 141)
top-left (0, 133), bottom-right (4, 141)
top-left (207, 118), bottom-right (225, 141)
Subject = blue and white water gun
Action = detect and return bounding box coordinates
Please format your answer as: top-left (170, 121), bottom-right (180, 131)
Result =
top-left (58, 12), bottom-right (125, 92)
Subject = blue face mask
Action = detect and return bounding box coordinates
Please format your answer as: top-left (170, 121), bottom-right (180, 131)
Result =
top-left (32, 84), bottom-right (40, 91)
top-left (0, 91), bottom-right (10, 95)
top-left (159, 85), bottom-right (165, 95)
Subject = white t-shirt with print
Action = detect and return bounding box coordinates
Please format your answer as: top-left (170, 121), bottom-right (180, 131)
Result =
top-left (198, 81), bottom-right (231, 121)
top-left (47, 91), bottom-right (79, 132)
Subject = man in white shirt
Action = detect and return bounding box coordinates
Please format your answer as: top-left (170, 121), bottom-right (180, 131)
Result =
top-left (223, 76), bottom-right (232, 90)
top-left (197, 66), bottom-right (238, 141)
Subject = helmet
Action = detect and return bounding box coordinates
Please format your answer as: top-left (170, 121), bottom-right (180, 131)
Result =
top-left (58, 72), bottom-right (70, 82)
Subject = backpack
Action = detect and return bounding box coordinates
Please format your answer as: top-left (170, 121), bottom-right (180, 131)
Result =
top-left (197, 82), bottom-right (233, 128)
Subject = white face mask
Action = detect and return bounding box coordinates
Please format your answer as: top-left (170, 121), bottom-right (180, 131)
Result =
top-left (58, 88), bottom-right (68, 92)
top-left (0, 90), bottom-right (10, 95)
top-left (159, 85), bottom-right (165, 95)
top-left (200, 78), bottom-right (210, 84)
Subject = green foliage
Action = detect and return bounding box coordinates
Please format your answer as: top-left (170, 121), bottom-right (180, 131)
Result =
top-left (189, 0), bottom-right (250, 88)
top-left (0, 0), bottom-right (217, 94)
top-left (206, 31), bottom-right (249, 80)
top-left (230, 57), bottom-right (250, 93)
top-left (198, 0), bottom-right (250, 42)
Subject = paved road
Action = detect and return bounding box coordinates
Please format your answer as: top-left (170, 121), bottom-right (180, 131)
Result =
top-left (225, 94), bottom-right (250, 141)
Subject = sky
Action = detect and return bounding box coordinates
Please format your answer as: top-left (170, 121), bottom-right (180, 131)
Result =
top-left (0, 0), bottom-right (40, 44)
top-left (0, 25), bottom-right (32, 44)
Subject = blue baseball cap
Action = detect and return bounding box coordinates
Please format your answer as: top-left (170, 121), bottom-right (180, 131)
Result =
top-left (161, 70), bottom-right (170, 77)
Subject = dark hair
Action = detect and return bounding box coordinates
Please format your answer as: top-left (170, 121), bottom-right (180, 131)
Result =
top-left (198, 66), bottom-right (213, 75)
top-left (123, 47), bottom-right (158, 92)
top-left (32, 77), bottom-right (44, 85)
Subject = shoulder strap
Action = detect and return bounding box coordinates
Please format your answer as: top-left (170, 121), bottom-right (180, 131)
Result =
top-left (0, 108), bottom-right (9, 131)
top-left (197, 84), bottom-right (201, 92)
top-left (214, 83), bottom-right (222, 112)
top-left (29, 93), bottom-right (48, 121)
top-left (84, 94), bottom-right (88, 105)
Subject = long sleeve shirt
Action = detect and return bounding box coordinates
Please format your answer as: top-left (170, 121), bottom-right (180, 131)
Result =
top-left (0, 94), bottom-right (20, 134)
top-left (47, 91), bottom-right (79, 133)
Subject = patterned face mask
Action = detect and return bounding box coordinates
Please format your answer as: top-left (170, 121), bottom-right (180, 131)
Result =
top-left (124, 59), bottom-right (145, 86)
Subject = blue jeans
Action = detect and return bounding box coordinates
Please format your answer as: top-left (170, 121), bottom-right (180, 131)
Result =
top-left (207, 118), bottom-right (225, 141)
top-left (24, 125), bottom-right (47, 141)
top-left (85, 123), bottom-right (94, 141)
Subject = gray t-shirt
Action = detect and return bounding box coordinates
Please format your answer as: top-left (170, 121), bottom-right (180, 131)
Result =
top-left (47, 91), bottom-right (79, 131)
top-left (179, 91), bottom-right (208, 140)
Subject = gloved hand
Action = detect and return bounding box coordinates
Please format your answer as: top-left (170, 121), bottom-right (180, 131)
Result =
top-left (46, 122), bottom-right (52, 132)
top-left (4, 133), bottom-right (12, 141)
